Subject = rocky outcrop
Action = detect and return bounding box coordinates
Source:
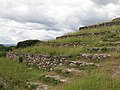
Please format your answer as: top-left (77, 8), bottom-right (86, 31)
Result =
top-left (6, 52), bottom-right (68, 70)
top-left (79, 21), bottom-right (120, 30)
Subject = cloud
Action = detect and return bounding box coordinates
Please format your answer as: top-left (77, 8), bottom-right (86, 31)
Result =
top-left (92, 0), bottom-right (120, 5)
top-left (0, 0), bottom-right (120, 44)
top-left (0, 18), bottom-right (71, 44)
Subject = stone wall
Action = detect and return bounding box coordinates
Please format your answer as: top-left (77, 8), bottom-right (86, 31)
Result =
top-left (79, 21), bottom-right (120, 30)
top-left (106, 38), bottom-right (120, 42)
top-left (6, 52), bottom-right (111, 70)
top-left (77, 54), bottom-right (111, 60)
top-left (52, 42), bottom-right (87, 47)
top-left (56, 31), bottom-right (109, 39)
top-left (87, 47), bottom-right (117, 52)
top-left (6, 52), bottom-right (68, 70)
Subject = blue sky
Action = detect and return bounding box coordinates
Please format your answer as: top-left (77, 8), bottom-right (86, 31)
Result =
top-left (0, 0), bottom-right (120, 44)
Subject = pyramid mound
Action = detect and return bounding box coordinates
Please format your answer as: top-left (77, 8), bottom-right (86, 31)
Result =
top-left (3, 16), bottom-right (120, 90)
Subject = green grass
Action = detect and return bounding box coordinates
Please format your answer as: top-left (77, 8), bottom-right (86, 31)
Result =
top-left (0, 58), bottom-right (45, 89)
top-left (54, 67), bottom-right (120, 90)
top-left (51, 36), bottom-right (103, 44)
top-left (15, 46), bottom-right (86, 56)
top-left (0, 58), bottom-right (44, 80)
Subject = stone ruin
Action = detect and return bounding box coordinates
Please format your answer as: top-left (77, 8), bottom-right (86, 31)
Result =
top-left (87, 47), bottom-right (117, 52)
top-left (6, 52), bottom-right (111, 69)
top-left (52, 42), bottom-right (87, 47)
top-left (56, 31), bottom-right (109, 39)
top-left (6, 52), bottom-right (68, 70)
top-left (69, 61), bottom-right (100, 67)
top-left (79, 18), bottom-right (120, 30)
top-left (77, 54), bottom-right (111, 60)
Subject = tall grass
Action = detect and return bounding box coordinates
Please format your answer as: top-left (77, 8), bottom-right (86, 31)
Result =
top-left (15, 46), bottom-right (86, 56)
top-left (0, 58), bottom-right (45, 89)
top-left (54, 70), bottom-right (120, 90)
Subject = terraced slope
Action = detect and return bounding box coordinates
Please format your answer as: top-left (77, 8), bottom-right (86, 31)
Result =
top-left (1, 18), bottom-right (120, 90)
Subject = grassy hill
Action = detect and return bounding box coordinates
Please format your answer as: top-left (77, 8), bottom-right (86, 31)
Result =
top-left (0, 18), bottom-right (120, 90)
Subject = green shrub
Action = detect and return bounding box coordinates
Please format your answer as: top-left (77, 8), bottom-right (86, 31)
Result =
top-left (16, 40), bottom-right (42, 48)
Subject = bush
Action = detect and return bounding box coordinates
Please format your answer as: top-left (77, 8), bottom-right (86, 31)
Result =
top-left (16, 40), bottom-right (42, 48)
top-left (0, 46), bottom-right (13, 57)
top-left (0, 52), bottom-right (6, 57)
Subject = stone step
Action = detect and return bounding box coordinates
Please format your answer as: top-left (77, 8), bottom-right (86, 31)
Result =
top-left (77, 54), bottom-right (111, 60)
top-left (86, 47), bottom-right (118, 52)
top-left (96, 41), bottom-right (120, 47)
top-left (79, 21), bottom-right (120, 30)
top-left (106, 38), bottom-right (120, 42)
top-left (54, 67), bottom-right (82, 76)
top-left (105, 42), bottom-right (120, 46)
top-left (56, 31), bottom-right (110, 39)
top-left (54, 67), bottom-right (74, 77)
top-left (39, 75), bottom-right (68, 84)
top-left (68, 61), bottom-right (100, 69)
top-left (35, 42), bottom-right (86, 47)
top-left (52, 42), bottom-right (87, 47)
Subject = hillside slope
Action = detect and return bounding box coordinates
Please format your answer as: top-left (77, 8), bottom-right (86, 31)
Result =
top-left (0, 18), bottom-right (120, 90)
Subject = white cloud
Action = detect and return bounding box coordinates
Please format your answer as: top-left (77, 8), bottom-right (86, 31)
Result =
top-left (0, 0), bottom-right (120, 44)
top-left (92, 0), bottom-right (120, 5)
top-left (0, 18), bottom-right (71, 44)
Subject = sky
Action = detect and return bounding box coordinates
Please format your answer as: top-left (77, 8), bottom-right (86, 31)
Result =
top-left (0, 0), bottom-right (120, 44)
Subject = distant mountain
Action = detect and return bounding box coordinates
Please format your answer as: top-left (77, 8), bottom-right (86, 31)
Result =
top-left (0, 44), bottom-right (4, 46)
top-left (1, 44), bottom-right (16, 47)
